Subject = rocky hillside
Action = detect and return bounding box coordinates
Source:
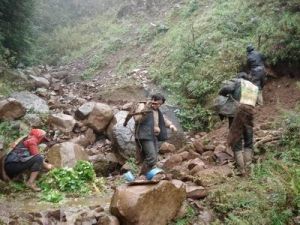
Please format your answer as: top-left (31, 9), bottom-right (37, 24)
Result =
top-left (0, 0), bottom-right (299, 224)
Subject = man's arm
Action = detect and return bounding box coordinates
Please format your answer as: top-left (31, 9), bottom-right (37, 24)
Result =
top-left (163, 116), bottom-right (177, 132)
top-left (219, 82), bottom-right (235, 96)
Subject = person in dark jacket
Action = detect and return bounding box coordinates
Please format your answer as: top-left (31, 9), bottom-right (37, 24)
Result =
top-left (219, 72), bottom-right (259, 175)
top-left (246, 44), bottom-right (266, 105)
top-left (134, 93), bottom-right (177, 176)
top-left (2, 129), bottom-right (53, 191)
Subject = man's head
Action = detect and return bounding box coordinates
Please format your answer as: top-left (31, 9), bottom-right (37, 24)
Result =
top-left (150, 93), bottom-right (165, 110)
top-left (246, 44), bottom-right (254, 53)
top-left (236, 72), bottom-right (251, 81)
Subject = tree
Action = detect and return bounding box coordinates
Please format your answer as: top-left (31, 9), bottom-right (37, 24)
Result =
top-left (0, 0), bottom-right (34, 65)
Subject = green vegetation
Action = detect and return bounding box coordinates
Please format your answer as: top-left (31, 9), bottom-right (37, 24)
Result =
top-left (147, 0), bottom-right (300, 130)
top-left (39, 160), bottom-right (106, 203)
top-left (0, 0), bottom-right (34, 65)
top-left (206, 107), bottom-right (300, 224)
top-left (171, 204), bottom-right (197, 225)
top-left (1, 0), bottom-right (299, 131)
top-left (33, 16), bottom-right (129, 66)
top-left (0, 121), bottom-right (27, 149)
top-left (126, 157), bottom-right (139, 176)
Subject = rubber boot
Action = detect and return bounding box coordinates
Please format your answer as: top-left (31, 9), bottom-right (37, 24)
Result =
top-left (234, 151), bottom-right (245, 176)
top-left (244, 148), bottom-right (253, 170)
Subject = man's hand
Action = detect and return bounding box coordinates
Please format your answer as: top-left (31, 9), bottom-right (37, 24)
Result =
top-left (169, 125), bottom-right (177, 132)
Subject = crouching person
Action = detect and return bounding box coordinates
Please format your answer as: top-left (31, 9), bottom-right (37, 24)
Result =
top-left (0, 129), bottom-right (54, 191)
top-left (219, 73), bottom-right (259, 175)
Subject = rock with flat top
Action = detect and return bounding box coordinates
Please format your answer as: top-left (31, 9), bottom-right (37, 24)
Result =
top-left (46, 142), bottom-right (89, 168)
top-left (87, 103), bottom-right (113, 132)
top-left (0, 98), bottom-right (26, 120)
top-left (110, 180), bottom-right (186, 225)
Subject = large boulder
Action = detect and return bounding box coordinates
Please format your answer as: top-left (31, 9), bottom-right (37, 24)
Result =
top-left (192, 165), bottom-right (233, 187)
top-left (10, 91), bottom-right (49, 113)
top-left (75, 102), bottom-right (95, 120)
top-left (86, 103), bottom-right (113, 132)
top-left (89, 152), bottom-right (120, 177)
top-left (29, 75), bottom-right (50, 88)
top-left (70, 128), bottom-right (96, 148)
top-left (107, 111), bottom-right (136, 160)
top-left (110, 180), bottom-right (186, 225)
top-left (23, 113), bottom-right (43, 127)
top-left (46, 142), bottom-right (89, 168)
top-left (48, 113), bottom-right (76, 133)
top-left (97, 213), bottom-right (120, 225)
top-left (0, 98), bottom-right (26, 120)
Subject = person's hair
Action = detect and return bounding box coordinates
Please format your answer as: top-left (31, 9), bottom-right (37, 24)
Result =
top-left (246, 44), bottom-right (254, 53)
top-left (236, 72), bottom-right (249, 79)
top-left (151, 93), bottom-right (166, 104)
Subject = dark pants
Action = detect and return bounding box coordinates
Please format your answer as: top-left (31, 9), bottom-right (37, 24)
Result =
top-left (5, 154), bottom-right (44, 179)
top-left (136, 138), bottom-right (158, 175)
top-left (228, 110), bottom-right (253, 152)
top-left (251, 66), bottom-right (265, 90)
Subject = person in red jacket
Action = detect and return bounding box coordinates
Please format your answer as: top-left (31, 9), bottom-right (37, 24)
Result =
top-left (4, 129), bottom-right (54, 191)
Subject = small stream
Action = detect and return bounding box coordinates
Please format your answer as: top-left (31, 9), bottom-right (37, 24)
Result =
top-left (0, 190), bottom-right (113, 224)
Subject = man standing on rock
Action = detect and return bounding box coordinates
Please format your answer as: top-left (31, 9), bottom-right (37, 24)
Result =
top-left (246, 44), bottom-right (266, 105)
top-left (133, 93), bottom-right (177, 177)
top-left (219, 73), bottom-right (259, 175)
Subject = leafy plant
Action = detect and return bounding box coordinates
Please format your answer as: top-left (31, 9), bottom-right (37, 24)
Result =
top-left (126, 157), bottom-right (139, 176)
top-left (74, 160), bottom-right (96, 182)
top-left (176, 105), bottom-right (213, 131)
top-left (38, 160), bottom-right (100, 202)
top-left (40, 190), bottom-right (64, 203)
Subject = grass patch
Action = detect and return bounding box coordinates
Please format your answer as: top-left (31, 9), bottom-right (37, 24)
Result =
top-left (32, 15), bottom-right (129, 65)
top-left (170, 204), bottom-right (197, 225)
top-left (147, 0), bottom-right (300, 131)
top-left (0, 121), bottom-right (27, 150)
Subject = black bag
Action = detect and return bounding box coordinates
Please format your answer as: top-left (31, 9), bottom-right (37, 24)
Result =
top-left (212, 95), bottom-right (238, 117)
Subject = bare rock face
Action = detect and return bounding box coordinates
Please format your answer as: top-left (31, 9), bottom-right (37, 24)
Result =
top-left (193, 165), bottom-right (233, 187)
top-left (75, 102), bottom-right (95, 120)
top-left (46, 142), bottom-right (89, 168)
top-left (71, 128), bottom-right (96, 148)
top-left (48, 113), bottom-right (76, 133)
top-left (87, 103), bottom-right (113, 132)
top-left (110, 181), bottom-right (186, 225)
top-left (29, 75), bottom-right (50, 88)
top-left (0, 98), bottom-right (26, 120)
top-left (193, 139), bottom-right (204, 154)
top-left (89, 152), bottom-right (120, 177)
top-left (107, 110), bottom-right (136, 160)
top-left (97, 213), bottom-right (120, 225)
top-left (11, 91), bottom-right (49, 113)
top-left (23, 113), bottom-right (43, 127)
top-left (163, 154), bottom-right (183, 170)
top-left (159, 142), bottom-right (176, 154)
top-left (186, 185), bottom-right (208, 200)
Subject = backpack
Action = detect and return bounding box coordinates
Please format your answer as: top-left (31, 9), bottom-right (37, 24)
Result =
top-left (212, 95), bottom-right (237, 117)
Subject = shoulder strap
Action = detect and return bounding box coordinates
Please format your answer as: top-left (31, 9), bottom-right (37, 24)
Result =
top-left (8, 135), bottom-right (27, 153)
